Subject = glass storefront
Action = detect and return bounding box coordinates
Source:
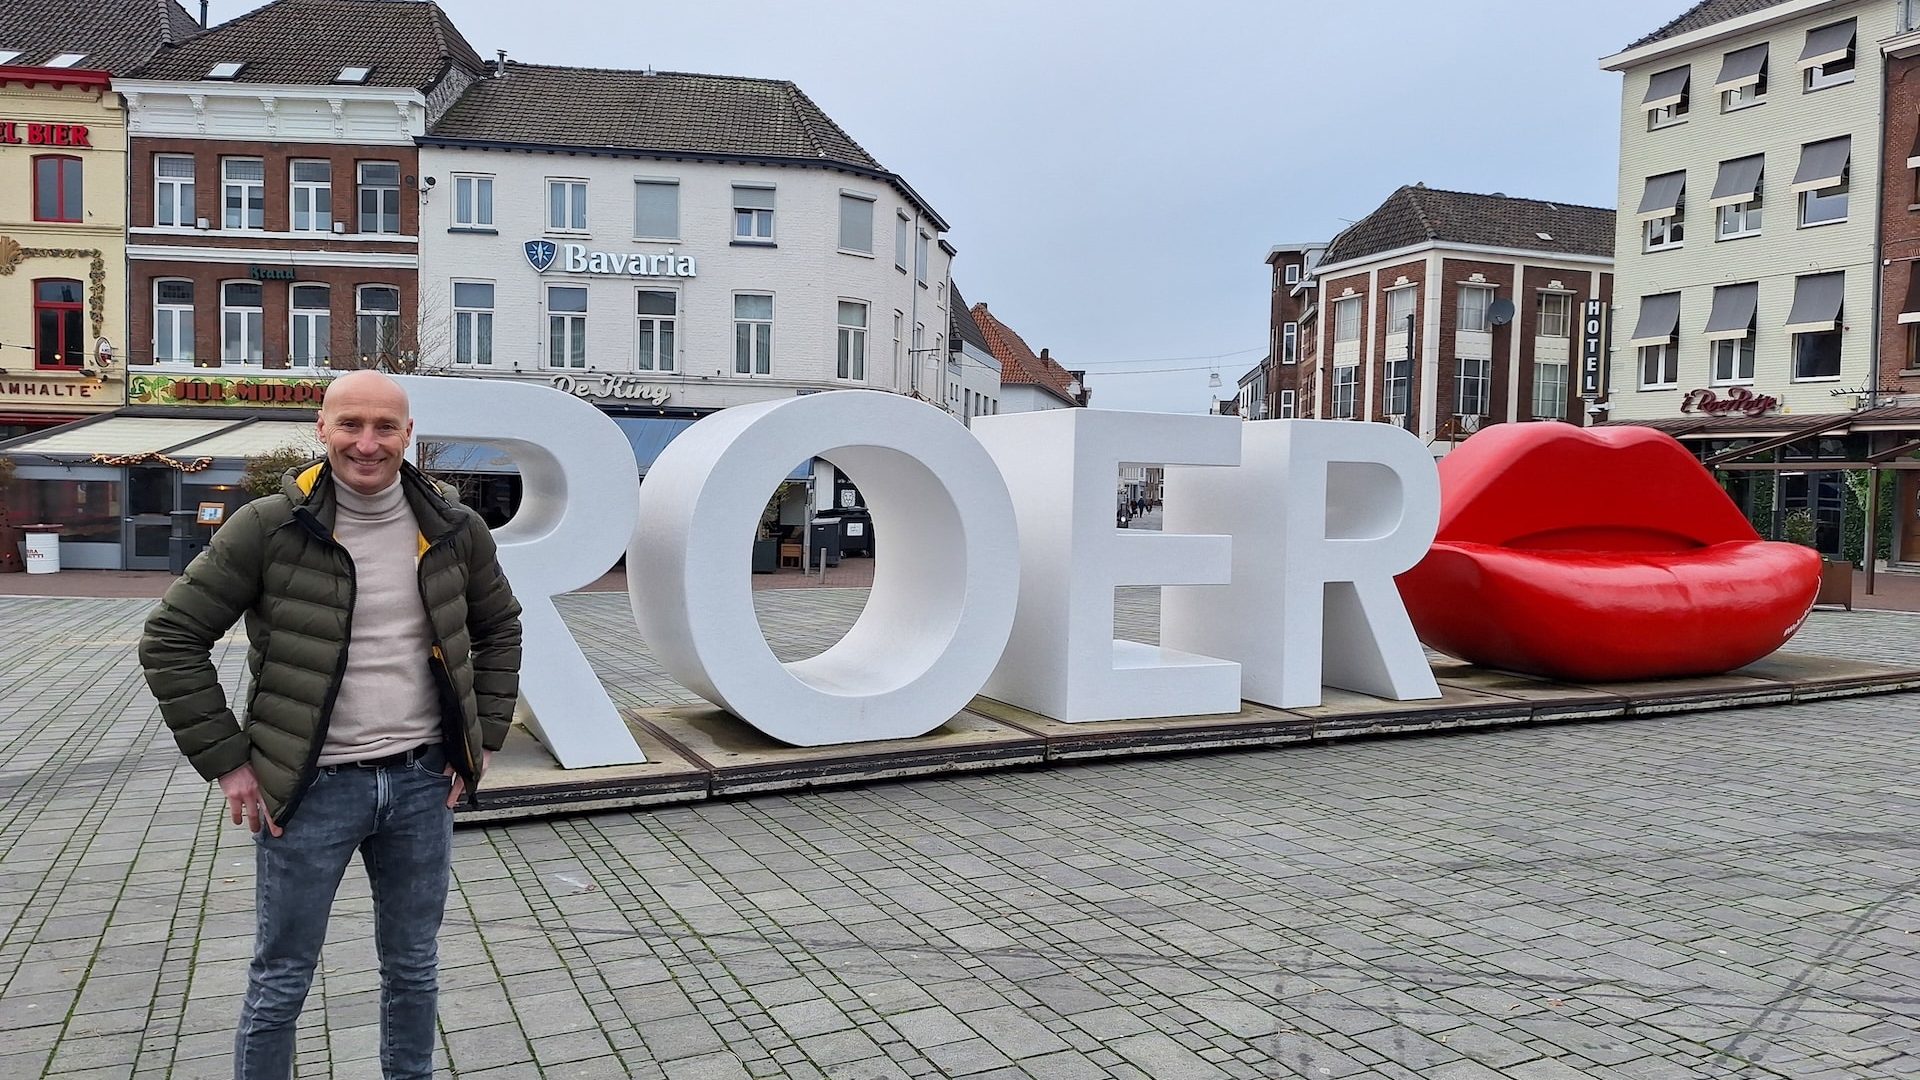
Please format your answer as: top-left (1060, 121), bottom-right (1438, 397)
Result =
top-left (11, 477), bottom-right (123, 543)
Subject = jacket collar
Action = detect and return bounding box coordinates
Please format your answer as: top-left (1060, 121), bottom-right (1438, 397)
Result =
top-left (284, 458), bottom-right (464, 541)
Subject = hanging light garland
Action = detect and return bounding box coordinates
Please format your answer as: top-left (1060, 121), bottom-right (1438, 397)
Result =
top-left (87, 451), bottom-right (214, 473)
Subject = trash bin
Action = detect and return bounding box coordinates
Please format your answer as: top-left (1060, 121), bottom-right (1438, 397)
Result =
top-left (168, 510), bottom-right (208, 575)
top-left (826, 506), bottom-right (873, 558)
top-left (807, 517), bottom-right (841, 568)
top-left (18, 524), bottom-right (62, 574)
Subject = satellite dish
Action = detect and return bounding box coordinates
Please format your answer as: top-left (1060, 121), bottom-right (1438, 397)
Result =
top-left (1488, 298), bottom-right (1516, 327)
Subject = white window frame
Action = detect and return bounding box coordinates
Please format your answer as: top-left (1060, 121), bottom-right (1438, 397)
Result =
top-left (1718, 195), bottom-right (1762, 239)
top-left (289, 159), bottom-right (331, 233)
top-left (1805, 50), bottom-right (1855, 92)
top-left (546, 284), bottom-right (588, 369)
top-left (1385, 286), bottom-right (1416, 332)
top-left (1332, 364), bottom-right (1358, 418)
top-left (732, 184), bottom-right (774, 242)
top-left (915, 230), bottom-right (930, 286)
top-left (734, 293), bottom-right (773, 375)
top-left (1384, 357), bottom-right (1411, 416)
top-left (355, 284), bottom-right (401, 363)
top-left (1723, 79), bottom-right (1765, 111)
top-left (633, 178), bottom-right (678, 241)
top-left (357, 161), bottom-right (401, 235)
top-left (153, 278), bottom-right (194, 365)
top-left (1537, 292), bottom-right (1572, 338)
top-left (453, 281), bottom-right (494, 366)
top-left (548, 178), bottom-right (589, 234)
top-left (1455, 357), bottom-right (1491, 417)
top-left (220, 280), bottom-right (263, 364)
top-left (1280, 389), bottom-right (1296, 418)
top-left (634, 287), bottom-right (677, 372)
top-left (1800, 181), bottom-right (1848, 227)
top-left (289, 282), bottom-right (330, 369)
top-left (1711, 333), bottom-right (1756, 385)
top-left (452, 174), bottom-right (494, 229)
top-left (837, 300), bottom-right (868, 380)
top-left (1639, 341), bottom-right (1678, 389)
top-left (221, 157), bottom-right (264, 231)
top-left (1284, 263), bottom-right (1301, 285)
top-left (1792, 329), bottom-right (1843, 381)
top-left (1281, 321), bottom-right (1298, 363)
top-left (1644, 211), bottom-right (1685, 251)
top-left (894, 213), bottom-right (910, 271)
top-left (838, 192), bottom-right (875, 256)
top-left (1648, 100), bottom-right (1687, 129)
top-left (1532, 360), bottom-right (1569, 419)
top-left (154, 154), bottom-right (195, 228)
top-left (1458, 286), bottom-right (1494, 332)
top-left (1333, 297), bottom-right (1361, 342)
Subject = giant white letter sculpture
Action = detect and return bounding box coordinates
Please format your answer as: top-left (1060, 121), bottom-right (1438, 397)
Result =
top-left (1161, 419), bottom-right (1440, 709)
top-left (399, 375), bottom-right (646, 767)
top-left (629, 393), bottom-right (1020, 745)
top-left (972, 410), bottom-right (1241, 722)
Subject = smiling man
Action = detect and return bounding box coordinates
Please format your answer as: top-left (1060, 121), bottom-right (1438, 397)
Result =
top-left (139, 370), bottom-right (523, 1080)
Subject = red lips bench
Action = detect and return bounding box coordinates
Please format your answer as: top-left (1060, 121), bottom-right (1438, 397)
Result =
top-left (1394, 424), bottom-right (1820, 683)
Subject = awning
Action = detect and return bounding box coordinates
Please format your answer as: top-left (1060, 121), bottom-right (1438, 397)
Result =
top-left (1708, 155), bottom-right (1764, 206)
top-left (1628, 293), bottom-right (1681, 346)
top-left (1641, 66), bottom-right (1690, 111)
top-left (172, 420), bottom-right (320, 460)
top-left (1785, 272), bottom-right (1844, 333)
top-left (1635, 171), bottom-right (1686, 219)
top-left (1715, 43), bottom-right (1767, 91)
top-left (0, 416), bottom-right (235, 458)
top-left (1703, 282), bottom-right (1758, 341)
top-left (1798, 19), bottom-right (1855, 70)
top-left (1901, 273), bottom-right (1920, 325)
top-left (1790, 136), bottom-right (1850, 193)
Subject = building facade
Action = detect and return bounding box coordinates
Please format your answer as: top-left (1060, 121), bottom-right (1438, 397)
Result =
top-left (947, 283), bottom-right (1003, 425)
top-left (967, 302), bottom-right (1088, 412)
top-left (1291, 185), bottom-right (1613, 448)
top-left (1263, 243), bottom-right (1324, 420)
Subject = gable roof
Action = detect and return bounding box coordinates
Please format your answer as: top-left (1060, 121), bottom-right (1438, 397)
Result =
top-left (1320, 184), bottom-right (1614, 268)
top-left (0, 0), bottom-right (200, 74)
top-left (1624, 0), bottom-right (1796, 51)
top-left (949, 283), bottom-right (993, 355)
top-left (131, 0), bottom-right (485, 90)
top-left (969, 303), bottom-right (1084, 408)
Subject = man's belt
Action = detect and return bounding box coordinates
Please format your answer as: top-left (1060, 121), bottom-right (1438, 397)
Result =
top-left (351, 743), bottom-right (433, 769)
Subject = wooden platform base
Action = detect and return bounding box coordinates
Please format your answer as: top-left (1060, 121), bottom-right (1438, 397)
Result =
top-left (459, 652), bottom-right (1920, 824)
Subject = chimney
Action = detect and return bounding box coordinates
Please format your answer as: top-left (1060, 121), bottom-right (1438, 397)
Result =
top-left (494, 49), bottom-right (507, 77)
top-left (1039, 347), bottom-right (1050, 364)
top-left (199, 0), bottom-right (210, 26)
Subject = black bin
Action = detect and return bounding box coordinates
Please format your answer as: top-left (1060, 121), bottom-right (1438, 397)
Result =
top-left (168, 510), bottom-right (208, 574)
top-left (819, 506), bottom-right (874, 558)
top-left (807, 518), bottom-right (841, 568)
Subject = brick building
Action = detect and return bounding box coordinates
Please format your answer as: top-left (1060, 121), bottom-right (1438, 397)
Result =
top-left (1880, 18), bottom-right (1920, 567)
top-left (1287, 184), bottom-right (1613, 448)
top-left (1262, 242), bottom-right (1324, 420)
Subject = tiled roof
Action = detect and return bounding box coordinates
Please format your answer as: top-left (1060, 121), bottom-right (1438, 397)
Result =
top-left (949, 284), bottom-right (992, 355)
top-left (131, 0), bottom-right (484, 89)
top-left (0, 0), bottom-right (200, 74)
top-left (430, 62), bottom-right (883, 171)
top-left (969, 303), bottom-right (1083, 408)
top-left (1624, 0), bottom-right (1796, 51)
top-left (1320, 184), bottom-right (1614, 268)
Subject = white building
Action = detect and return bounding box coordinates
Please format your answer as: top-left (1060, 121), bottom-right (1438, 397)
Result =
top-left (946, 283), bottom-right (1002, 425)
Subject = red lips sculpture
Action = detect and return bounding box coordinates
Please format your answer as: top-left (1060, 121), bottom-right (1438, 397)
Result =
top-left (1395, 423), bottom-right (1820, 682)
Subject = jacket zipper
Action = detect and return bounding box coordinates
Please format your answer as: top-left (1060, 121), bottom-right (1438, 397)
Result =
top-left (277, 506), bottom-right (355, 827)
top-left (416, 527), bottom-right (482, 806)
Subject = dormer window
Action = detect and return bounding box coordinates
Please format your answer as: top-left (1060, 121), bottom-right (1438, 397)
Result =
top-left (335, 66), bottom-right (370, 84)
top-left (48, 53), bottom-right (86, 68)
top-left (0, 51), bottom-right (20, 65)
top-left (206, 61), bottom-right (243, 79)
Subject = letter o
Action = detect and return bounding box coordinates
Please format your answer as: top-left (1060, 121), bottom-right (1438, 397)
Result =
top-left (630, 391), bottom-right (1020, 746)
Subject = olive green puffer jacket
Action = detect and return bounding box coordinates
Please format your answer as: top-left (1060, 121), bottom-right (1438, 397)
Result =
top-left (139, 459), bottom-right (523, 825)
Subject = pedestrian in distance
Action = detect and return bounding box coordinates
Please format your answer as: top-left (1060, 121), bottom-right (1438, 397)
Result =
top-left (139, 370), bottom-right (524, 1080)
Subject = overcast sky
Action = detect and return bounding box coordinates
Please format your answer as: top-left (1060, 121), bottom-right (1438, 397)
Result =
top-left (215, 0), bottom-right (1688, 412)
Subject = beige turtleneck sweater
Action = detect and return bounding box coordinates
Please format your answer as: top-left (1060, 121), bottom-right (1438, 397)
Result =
top-left (317, 476), bottom-right (442, 765)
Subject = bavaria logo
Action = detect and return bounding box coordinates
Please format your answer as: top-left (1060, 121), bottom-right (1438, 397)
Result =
top-left (523, 240), bottom-right (557, 273)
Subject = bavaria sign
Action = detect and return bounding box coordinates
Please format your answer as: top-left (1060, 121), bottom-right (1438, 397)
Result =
top-left (524, 240), bottom-right (697, 278)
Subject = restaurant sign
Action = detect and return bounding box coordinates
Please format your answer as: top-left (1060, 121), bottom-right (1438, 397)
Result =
top-left (129, 373), bottom-right (332, 408)
top-left (0, 371), bottom-right (113, 408)
top-left (1680, 386), bottom-right (1779, 418)
top-left (550, 373), bottom-right (671, 404)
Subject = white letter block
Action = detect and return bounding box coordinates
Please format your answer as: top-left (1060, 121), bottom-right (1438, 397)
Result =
top-left (971, 409), bottom-right (1240, 722)
top-left (629, 392), bottom-right (1020, 746)
top-left (1162, 419), bottom-right (1440, 710)
top-left (399, 375), bottom-right (646, 767)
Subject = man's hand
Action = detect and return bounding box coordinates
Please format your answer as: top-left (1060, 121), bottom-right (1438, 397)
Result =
top-left (218, 764), bottom-right (281, 837)
top-left (445, 749), bottom-right (491, 809)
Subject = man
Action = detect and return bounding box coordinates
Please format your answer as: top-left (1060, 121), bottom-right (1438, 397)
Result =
top-left (140, 370), bottom-right (523, 1080)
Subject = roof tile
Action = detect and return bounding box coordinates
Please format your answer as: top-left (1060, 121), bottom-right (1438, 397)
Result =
top-left (1321, 184), bottom-right (1614, 267)
top-left (0, 0), bottom-right (200, 74)
top-left (968, 304), bottom-right (1083, 408)
top-left (1623, 0), bottom-right (1797, 52)
top-left (131, 0), bottom-right (484, 90)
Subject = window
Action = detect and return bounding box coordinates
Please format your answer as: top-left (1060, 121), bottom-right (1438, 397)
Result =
top-left (1909, 322), bottom-right (1920, 371)
top-left (548, 178), bottom-right (588, 233)
top-left (1284, 263), bottom-right (1301, 285)
top-left (838, 193), bottom-right (875, 254)
top-left (893, 311), bottom-right (904, 381)
top-left (1795, 137), bottom-right (1850, 227)
top-left (1538, 293), bottom-right (1572, 337)
top-left (1332, 364), bottom-right (1358, 419)
top-left (154, 155), bottom-right (194, 227)
top-left (1334, 297), bottom-right (1361, 342)
top-left (1281, 321), bottom-right (1298, 363)
top-left (355, 285), bottom-right (401, 363)
top-left (1455, 357), bottom-right (1491, 416)
top-left (734, 293), bottom-right (772, 375)
top-left (837, 301), bottom-right (867, 380)
top-left (288, 284), bottom-right (331, 368)
top-left (895, 213), bottom-right (910, 271)
top-left (33, 279), bottom-right (84, 369)
top-left (1802, 20), bottom-right (1856, 92)
top-left (1724, 81), bottom-right (1764, 110)
top-left (1711, 335), bottom-right (1756, 384)
top-left (1533, 361), bottom-right (1569, 419)
top-left (1386, 287), bottom-right (1416, 332)
top-left (1645, 65), bottom-right (1690, 128)
top-left (634, 179), bottom-right (677, 239)
top-left (1645, 209), bottom-right (1684, 250)
top-left (222, 157), bottom-right (264, 230)
top-left (290, 160), bottom-right (331, 232)
top-left (1384, 357), bottom-right (1411, 416)
top-left (1801, 180), bottom-right (1848, 226)
top-left (335, 66), bottom-right (370, 84)
top-left (206, 61), bottom-right (243, 79)
top-left (1280, 389), bottom-right (1296, 418)
top-left (358, 162), bottom-right (400, 234)
top-left (1458, 286), bottom-right (1494, 331)
top-left (154, 279), bottom-right (193, 364)
top-left (1793, 330), bottom-right (1842, 379)
top-left (733, 185), bottom-right (774, 241)
top-left (33, 155), bottom-right (81, 222)
top-left (1640, 343), bottom-right (1678, 388)
top-left (453, 174), bottom-right (493, 229)
top-left (915, 230), bottom-right (930, 286)
top-left (634, 289), bottom-right (676, 371)
top-left (453, 282), bottom-right (494, 366)
top-left (547, 285), bottom-right (587, 368)
top-left (221, 281), bottom-right (263, 364)
top-left (1719, 43), bottom-right (1768, 112)
top-left (1718, 194), bottom-right (1762, 238)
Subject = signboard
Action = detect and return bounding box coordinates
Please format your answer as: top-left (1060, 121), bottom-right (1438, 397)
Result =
top-left (1680, 386), bottom-right (1779, 418)
top-left (524, 240), bottom-right (697, 278)
top-left (549, 373), bottom-right (671, 404)
top-left (248, 266), bottom-right (297, 281)
top-left (0, 121), bottom-right (90, 147)
top-left (1579, 299), bottom-right (1607, 399)
top-left (129, 373), bottom-right (332, 408)
top-left (0, 372), bottom-right (112, 407)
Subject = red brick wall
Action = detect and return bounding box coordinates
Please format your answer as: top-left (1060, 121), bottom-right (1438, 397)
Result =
top-left (1367, 259), bottom-right (1424, 420)
top-left (129, 138), bottom-right (421, 239)
top-left (127, 264), bottom-right (418, 370)
top-left (1323, 272), bottom-right (1368, 418)
top-left (1883, 54), bottom-right (1920, 391)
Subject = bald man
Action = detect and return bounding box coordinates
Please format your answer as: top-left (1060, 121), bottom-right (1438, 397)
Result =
top-left (141, 370), bottom-right (523, 1080)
